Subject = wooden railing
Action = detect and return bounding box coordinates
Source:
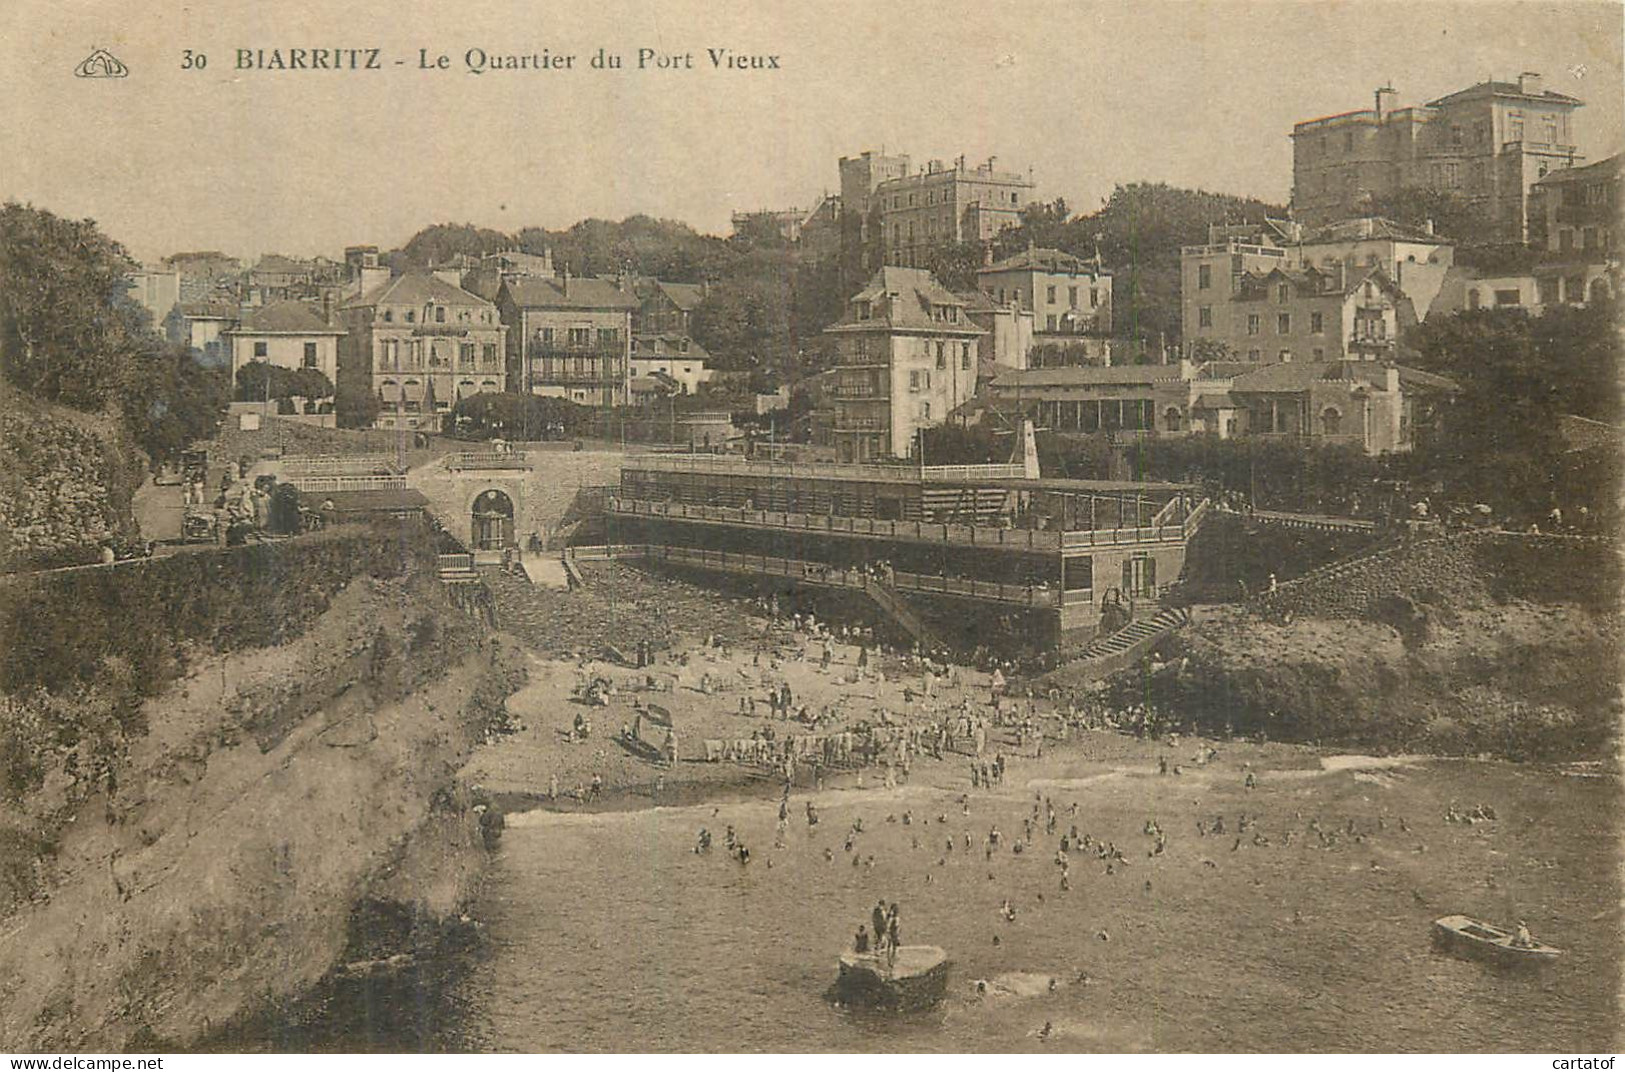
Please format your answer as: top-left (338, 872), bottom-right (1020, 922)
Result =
top-left (287, 474), bottom-right (408, 492)
top-left (610, 496), bottom-right (1210, 551)
top-left (281, 453), bottom-right (402, 475)
top-left (445, 451), bottom-right (534, 471)
top-left (565, 543), bottom-right (1069, 608)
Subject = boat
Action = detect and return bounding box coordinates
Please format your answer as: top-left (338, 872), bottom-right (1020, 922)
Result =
top-left (833, 945), bottom-right (949, 1010)
top-left (1432, 915), bottom-right (1563, 966)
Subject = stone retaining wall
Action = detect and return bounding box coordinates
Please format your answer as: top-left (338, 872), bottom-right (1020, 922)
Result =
top-left (1252, 530), bottom-right (1616, 621)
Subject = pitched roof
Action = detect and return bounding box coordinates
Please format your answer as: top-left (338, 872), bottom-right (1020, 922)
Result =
top-left (175, 300), bottom-right (239, 320)
top-left (657, 281), bottom-right (707, 310)
top-left (502, 276), bottom-right (639, 310)
top-left (991, 365), bottom-right (1187, 389)
top-left (1229, 360), bottom-right (1455, 395)
top-left (1533, 151), bottom-right (1623, 187)
top-left (632, 333), bottom-right (711, 360)
top-left (1298, 217), bottom-right (1451, 245)
top-left (232, 300), bottom-right (344, 335)
top-left (979, 247), bottom-right (1104, 276)
top-left (826, 267), bottom-right (986, 335)
top-left (346, 272), bottom-right (493, 309)
top-left (1426, 80), bottom-right (1583, 107)
top-left (956, 289), bottom-right (998, 313)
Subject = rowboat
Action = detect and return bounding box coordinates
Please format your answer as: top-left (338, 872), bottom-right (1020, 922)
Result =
top-left (833, 945), bottom-right (949, 1010)
top-left (1432, 915), bottom-right (1562, 966)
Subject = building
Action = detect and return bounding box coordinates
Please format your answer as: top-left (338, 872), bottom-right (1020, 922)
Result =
top-left (607, 452), bottom-right (1211, 653)
top-left (225, 300), bottom-right (345, 390)
top-left (1291, 74), bottom-right (1584, 241)
top-left (1292, 217), bottom-right (1454, 320)
top-left (877, 156), bottom-right (1035, 268)
top-left (958, 288), bottom-right (1035, 376)
top-left (822, 267), bottom-right (987, 461)
top-left (798, 195), bottom-right (843, 262)
top-left (1185, 232), bottom-right (1411, 364)
top-left (986, 358), bottom-right (1455, 456)
top-left (164, 300), bottom-right (239, 366)
top-left (730, 207), bottom-right (808, 244)
top-left (497, 275), bottom-right (637, 407)
top-left (629, 335), bottom-right (713, 396)
top-left (978, 246), bottom-right (1112, 338)
top-left (838, 150), bottom-right (913, 250)
top-left (340, 273), bottom-right (508, 431)
top-left (1530, 151), bottom-right (1620, 306)
top-left (125, 266), bottom-right (181, 330)
top-left (635, 279), bottom-right (706, 336)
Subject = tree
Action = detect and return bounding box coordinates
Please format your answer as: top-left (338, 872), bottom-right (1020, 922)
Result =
top-left (0, 202), bottom-right (229, 468)
top-left (234, 360), bottom-right (333, 403)
top-left (445, 392), bottom-right (592, 440)
top-left (0, 201), bottom-right (147, 409)
top-left (914, 241), bottom-right (988, 292)
top-left (336, 375), bottom-right (382, 429)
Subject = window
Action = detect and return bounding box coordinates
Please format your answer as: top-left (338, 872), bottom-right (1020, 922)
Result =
top-left (1198, 264), bottom-right (1212, 290)
top-left (1468, 290), bottom-right (1481, 310)
top-left (568, 327), bottom-right (591, 346)
top-left (1277, 284), bottom-right (1290, 303)
top-left (1277, 313), bottom-right (1291, 334)
top-left (459, 342), bottom-right (475, 366)
top-left (1321, 407), bottom-right (1342, 436)
top-left (1090, 288), bottom-right (1099, 308)
top-left (383, 310), bottom-right (393, 323)
top-left (1494, 289), bottom-right (1522, 307)
top-left (1565, 276), bottom-right (1585, 304)
top-left (1246, 313), bottom-right (1260, 335)
top-left (303, 342), bottom-right (318, 368)
top-left (908, 370), bottom-right (920, 391)
top-left (1199, 306), bottom-right (1213, 329)
top-left (996, 288), bottom-right (1005, 304)
top-left (483, 344), bottom-right (498, 365)
top-left (1046, 285), bottom-right (1057, 304)
top-left (1068, 286), bottom-right (1078, 307)
top-left (1537, 277), bottom-right (1559, 305)
top-left (1310, 312), bottom-right (1324, 335)
top-left (921, 402), bottom-right (931, 420)
top-left (405, 310), bottom-right (415, 323)
top-left (1312, 347), bottom-right (1325, 359)
top-left (598, 328), bottom-right (620, 346)
top-left (961, 343), bottom-right (971, 370)
top-left (434, 306), bottom-right (446, 323)
top-left (1279, 349), bottom-right (1293, 362)
top-left (935, 341), bottom-right (946, 369)
top-left (1046, 314), bottom-right (1058, 331)
top-left (541, 327), bottom-right (554, 344)
top-left (253, 341), bottom-right (268, 358)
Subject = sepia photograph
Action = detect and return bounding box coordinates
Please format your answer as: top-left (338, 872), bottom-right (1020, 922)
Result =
top-left (0, 0), bottom-right (1621, 1057)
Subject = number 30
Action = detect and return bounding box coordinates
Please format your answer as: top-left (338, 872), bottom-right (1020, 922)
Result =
top-left (181, 49), bottom-right (207, 69)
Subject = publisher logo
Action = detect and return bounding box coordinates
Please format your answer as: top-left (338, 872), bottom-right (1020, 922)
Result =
top-left (75, 48), bottom-right (129, 78)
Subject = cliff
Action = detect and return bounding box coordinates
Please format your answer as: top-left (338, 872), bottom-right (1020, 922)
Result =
top-left (0, 535), bottom-right (524, 1050)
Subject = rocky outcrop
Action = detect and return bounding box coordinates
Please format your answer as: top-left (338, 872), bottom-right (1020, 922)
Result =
top-left (0, 574), bottom-right (525, 1051)
top-left (1252, 531), bottom-right (1617, 622)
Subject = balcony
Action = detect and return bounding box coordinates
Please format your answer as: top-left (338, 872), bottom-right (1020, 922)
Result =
top-left (832, 415), bottom-right (888, 432)
top-left (529, 341), bottom-right (624, 356)
top-left (829, 384), bottom-right (889, 399)
top-left (1502, 140), bottom-right (1578, 155)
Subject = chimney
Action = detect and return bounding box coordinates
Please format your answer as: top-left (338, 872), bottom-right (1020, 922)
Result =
top-left (1518, 71), bottom-right (1543, 96)
top-left (321, 290), bottom-right (334, 325)
top-left (1422, 218), bottom-right (1434, 236)
top-left (1374, 84), bottom-right (1396, 121)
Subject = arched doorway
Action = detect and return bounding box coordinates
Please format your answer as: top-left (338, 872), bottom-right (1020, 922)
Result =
top-left (472, 489), bottom-right (514, 551)
top-left (1321, 407), bottom-right (1343, 436)
top-left (1163, 406), bottom-right (1183, 433)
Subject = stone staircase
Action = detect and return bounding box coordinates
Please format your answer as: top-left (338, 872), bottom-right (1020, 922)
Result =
top-left (1064, 605), bottom-right (1191, 677)
top-left (861, 575), bottom-right (940, 650)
